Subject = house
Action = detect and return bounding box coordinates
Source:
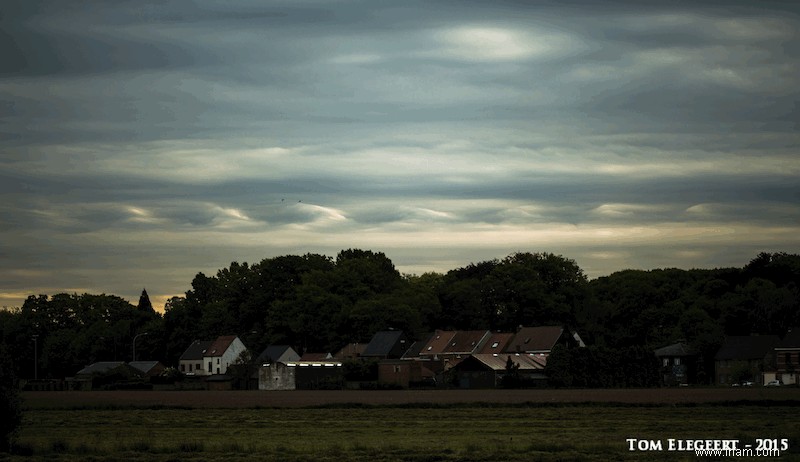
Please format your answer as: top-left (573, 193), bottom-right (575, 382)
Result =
top-left (257, 345), bottom-right (301, 364)
top-left (300, 352), bottom-right (333, 361)
top-left (361, 330), bottom-right (410, 359)
top-left (505, 326), bottom-right (582, 354)
top-left (260, 362), bottom-right (296, 390)
top-left (333, 343), bottom-right (368, 360)
top-left (179, 340), bottom-right (212, 375)
top-left (75, 361), bottom-right (140, 378)
top-left (72, 361), bottom-right (144, 390)
top-left (764, 329), bottom-right (800, 385)
top-left (654, 342), bottom-right (696, 386)
top-left (451, 353), bottom-right (547, 388)
top-left (129, 361), bottom-right (166, 377)
top-left (259, 361), bottom-right (343, 390)
top-left (715, 335), bottom-right (780, 385)
top-left (378, 360), bottom-right (437, 388)
top-left (203, 335), bottom-right (248, 375)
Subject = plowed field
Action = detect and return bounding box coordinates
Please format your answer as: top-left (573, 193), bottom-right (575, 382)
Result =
top-left (23, 386), bottom-right (800, 409)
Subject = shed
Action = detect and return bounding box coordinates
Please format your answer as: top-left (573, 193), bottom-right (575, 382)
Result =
top-left (451, 353), bottom-right (547, 388)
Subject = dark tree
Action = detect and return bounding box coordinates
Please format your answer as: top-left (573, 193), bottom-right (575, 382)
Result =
top-left (137, 288), bottom-right (154, 313)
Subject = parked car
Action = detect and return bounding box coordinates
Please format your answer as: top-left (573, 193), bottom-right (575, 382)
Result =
top-left (740, 381), bottom-right (754, 387)
top-left (765, 380), bottom-right (782, 387)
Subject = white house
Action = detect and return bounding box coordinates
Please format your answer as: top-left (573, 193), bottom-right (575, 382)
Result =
top-left (203, 335), bottom-right (248, 375)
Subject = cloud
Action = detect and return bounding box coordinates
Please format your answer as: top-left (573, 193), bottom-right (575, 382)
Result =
top-left (1, 0), bottom-right (798, 309)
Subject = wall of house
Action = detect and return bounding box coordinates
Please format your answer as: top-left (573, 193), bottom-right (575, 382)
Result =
top-left (204, 337), bottom-right (248, 375)
top-left (179, 359), bottom-right (207, 376)
top-left (259, 363), bottom-right (296, 390)
top-left (716, 359), bottom-right (764, 385)
top-left (221, 337), bottom-right (247, 374)
top-left (295, 364), bottom-right (343, 389)
top-left (378, 362), bottom-right (411, 388)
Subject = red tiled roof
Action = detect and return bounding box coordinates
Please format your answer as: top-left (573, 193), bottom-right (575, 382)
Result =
top-left (420, 330), bottom-right (457, 356)
top-left (442, 330), bottom-right (491, 354)
top-left (478, 333), bottom-right (514, 354)
top-left (505, 326), bottom-right (565, 353)
top-left (334, 343), bottom-right (367, 359)
top-left (205, 335), bottom-right (237, 357)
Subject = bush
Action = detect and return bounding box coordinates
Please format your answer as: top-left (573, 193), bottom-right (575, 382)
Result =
top-left (0, 347), bottom-right (22, 452)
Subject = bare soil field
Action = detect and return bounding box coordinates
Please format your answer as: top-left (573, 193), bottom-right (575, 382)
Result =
top-left (22, 386), bottom-right (800, 409)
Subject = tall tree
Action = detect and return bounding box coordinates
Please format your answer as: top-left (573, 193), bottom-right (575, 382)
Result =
top-left (137, 288), bottom-right (154, 313)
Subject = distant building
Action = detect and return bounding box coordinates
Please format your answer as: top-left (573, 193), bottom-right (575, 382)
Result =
top-left (361, 330), bottom-right (410, 359)
top-left (257, 345), bottom-right (300, 364)
top-left (715, 335), bottom-right (779, 385)
top-left (506, 326), bottom-right (582, 354)
top-left (259, 361), bottom-right (343, 390)
top-left (654, 342), bottom-right (696, 386)
top-left (129, 361), bottom-right (166, 377)
top-left (451, 353), bottom-right (547, 388)
top-left (179, 340), bottom-right (213, 375)
top-left (764, 329), bottom-right (800, 386)
top-left (178, 336), bottom-right (247, 376)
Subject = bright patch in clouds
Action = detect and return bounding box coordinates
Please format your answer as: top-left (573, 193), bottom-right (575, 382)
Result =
top-left (0, 1), bottom-right (798, 309)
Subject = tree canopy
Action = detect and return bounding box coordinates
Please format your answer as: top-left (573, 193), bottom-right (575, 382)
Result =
top-left (1, 250), bottom-right (798, 384)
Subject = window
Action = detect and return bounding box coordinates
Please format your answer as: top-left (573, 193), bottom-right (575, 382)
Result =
top-left (216, 367), bottom-right (220, 374)
top-left (662, 358), bottom-right (669, 367)
top-left (196, 363), bottom-right (201, 371)
top-left (217, 358), bottom-right (220, 365)
top-left (394, 366), bottom-right (401, 373)
top-left (491, 342), bottom-right (499, 348)
top-left (189, 364), bottom-right (193, 372)
top-left (180, 364), bottom-right (185, 372)
top-left (208, 362), bottom-right (212, 372)
top-left (674, 358), bottom-right (681, 366)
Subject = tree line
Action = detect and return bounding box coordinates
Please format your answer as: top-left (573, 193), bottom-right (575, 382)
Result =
top-left (1, 250), bottom-right (799, 384)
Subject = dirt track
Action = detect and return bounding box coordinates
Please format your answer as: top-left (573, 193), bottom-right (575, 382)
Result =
top-left (22, 387), bottom-right (800, 409)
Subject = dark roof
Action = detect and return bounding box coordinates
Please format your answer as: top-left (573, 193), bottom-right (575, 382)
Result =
top-left (442, 330), bottom-right (490, 354)
top-left (76, 361), bottom-right (125, 375)
top-left (715, 335), bottom-right (780, 361)
top-left (180, 340), bottom-right (213, 361)
top-left (505, 326), bottom-right (566, 353)
top-left (258, 345), bottom-right (300, 363)
top-left (206, 335), bottom-right (238, 357)
top-left (362, 330), bottom-right (407, 357)
top-left (777, 330), bottom-right (800, 349)
top-left (300, 352), bottom-right (333, 361)
top-left (402, 333), bottom-right (435, 359)
top-left (654, 343), bottom-right (695, 357)
top-left (129, 361), bottom-right (163, 374)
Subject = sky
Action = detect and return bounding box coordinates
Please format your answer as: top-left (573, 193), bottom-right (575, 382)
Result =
top-left (1, 1), bottom-right (799, 311)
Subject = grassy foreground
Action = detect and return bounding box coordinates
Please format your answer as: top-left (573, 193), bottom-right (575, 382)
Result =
top-left (5, 403), bottom-right (800, 461)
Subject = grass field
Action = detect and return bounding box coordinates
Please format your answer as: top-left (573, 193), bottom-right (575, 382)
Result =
top-left (7, 389), bottom-right (800, 461)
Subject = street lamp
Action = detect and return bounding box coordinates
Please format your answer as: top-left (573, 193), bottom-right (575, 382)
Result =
top-left (132, 332), bottom-right (149, 362)
top-left (32, 334), bottom-right (38, 380)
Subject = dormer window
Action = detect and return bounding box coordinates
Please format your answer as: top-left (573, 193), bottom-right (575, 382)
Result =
top-left (491, 342), bottom-right (499, 348)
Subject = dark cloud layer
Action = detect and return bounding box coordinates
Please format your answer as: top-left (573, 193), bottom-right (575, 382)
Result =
top-left (1, 0), bottom-right (798, 309)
